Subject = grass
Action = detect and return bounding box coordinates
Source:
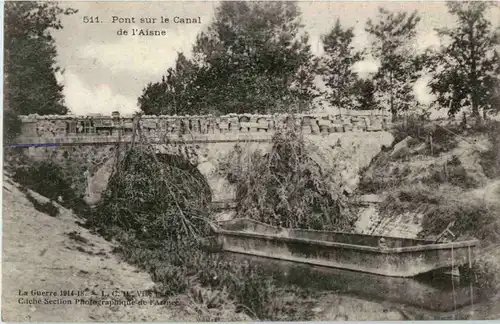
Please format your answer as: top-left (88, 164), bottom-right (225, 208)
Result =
top-left (378, 184), bottom-right (500, 242)
top-left (392, 114), bottom-right (461, 156)
top-left (99, 226), bottom-right (317, 321)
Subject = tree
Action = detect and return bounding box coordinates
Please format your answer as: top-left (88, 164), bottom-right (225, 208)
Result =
top-left (139, 1), bottom-right (319, 116)
top-left (4, 2), bottom-right (76, 115)
top-left (427, 2), bottom-right (500, 117)
top-left (139, 53), bottom-right (197, 115)
top-left (352, 78), bottom-right (377, 110)
top-left (320, 19), bottom-right (361, 110)
top-left (4, 1), bottom-right (76, 141)
top-left (366, 8), bottom-right (422, 120)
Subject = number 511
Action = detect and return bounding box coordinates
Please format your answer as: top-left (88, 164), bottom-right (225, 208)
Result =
top-left (83, 16), bottom-right (100, 23)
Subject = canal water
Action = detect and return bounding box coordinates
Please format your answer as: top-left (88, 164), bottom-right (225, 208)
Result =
top-left (222, 252), bottom-right (499, 320)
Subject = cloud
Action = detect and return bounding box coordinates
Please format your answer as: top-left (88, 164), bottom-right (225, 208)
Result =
top-left (415, 31), bottom-right (441, 52)
top-left (352, 59), bottom-right (379, 78)
top-left (352, 23), bottom-right (370, 51)
top-left (78, 23), bottom-right (206, 78)
top-left (61, 70), bottom-right (139, 115)
top-left (414, 75), bottom-right (436, 105)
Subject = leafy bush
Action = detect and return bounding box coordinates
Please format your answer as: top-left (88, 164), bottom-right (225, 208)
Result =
top-left (380, 184), bottom-right (500, 242)
top-left (392, 115), bottom-right (461, 156)
top-left (479, 120), bottom-right (500, 179)
top-left (90, 146), bottom-right (212, 243)
top-left (13, 161), bottom-right (89, 215)
top-left (219, 130), bottom-right (355, 231)
top-left (427, 155), bottom-right (479, 189)
top-left (3, 109), bottom-right (22, 144)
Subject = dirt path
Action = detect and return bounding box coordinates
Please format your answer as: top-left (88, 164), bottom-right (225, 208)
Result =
top-left (2, 177), bottom-right (198, 322)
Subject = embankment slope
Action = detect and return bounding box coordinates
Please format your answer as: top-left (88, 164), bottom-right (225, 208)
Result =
top-left (2, 175), bottom-right (197, 322)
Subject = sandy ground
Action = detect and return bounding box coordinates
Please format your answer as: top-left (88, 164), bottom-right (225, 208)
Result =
top-left (2, 177), bottom-right (198, 322)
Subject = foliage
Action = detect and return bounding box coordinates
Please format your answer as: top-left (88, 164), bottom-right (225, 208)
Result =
top-left (320, 19), bottom-right (361, 109)
top-left (472, 250), bottom-right (500, 299)
top-left (13, 161), bottom-right (88, 215)
top-left (366, 8), bottom-right (422, 120)
top-left (219, 130), bottom-right (354, 231)
top-left (352, 78), bottom-right (377, 110)
top-left (380, 184), bottom-right (500, 242)
top-left (4, 2), bottom-right (76, 116)
top-left (391, 114), bottom-right (460, 154)
top-left (139, 2), bottom-right (319, 115)
top-left (3, 109), bottom-right (22, 144)
top-left (138, 53), bottom-right (197, 116)
top-left (90, 145), bottom-right (212, 243)
top-left (426, 2), bottom-right (500, 117)
top-left (358, 117), bottom-right (480, 194)
top-left (479, 120), bottom-right (500, 178)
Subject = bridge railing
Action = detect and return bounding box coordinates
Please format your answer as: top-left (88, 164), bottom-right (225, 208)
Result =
top-left (15, 111), bottom-right (392, 144)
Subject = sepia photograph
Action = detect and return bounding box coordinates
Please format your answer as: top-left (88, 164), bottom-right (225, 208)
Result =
top-left (2, 0), bottom-right (500, 321)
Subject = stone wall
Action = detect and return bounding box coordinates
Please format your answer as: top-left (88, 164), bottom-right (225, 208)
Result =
top-left (15, 111), bottom-right (392, 145)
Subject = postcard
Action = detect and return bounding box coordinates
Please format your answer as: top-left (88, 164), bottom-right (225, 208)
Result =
top-left (3, 0), bottom-right (500, 322)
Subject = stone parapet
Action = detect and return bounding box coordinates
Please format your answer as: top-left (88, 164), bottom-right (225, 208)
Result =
top-left (15, 111), bottom-right (392, 145)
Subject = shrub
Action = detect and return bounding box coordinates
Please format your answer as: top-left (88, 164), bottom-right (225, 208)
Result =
top-left (13, 161), bottom-right (89, 215)
top-left (479, 121), bottom-right (500, 179)
top-left (427, 155), bottom-right (479, 189)
top-left (3, 109), bottom-right (22, 144)
top-left (393, 115), bottom-right (461, 156)
top-left (90, 146), bottom-right (212, 243)
top-left (472, 250), bottom-right (500, 299)
top-left (380, 184), bottom-right (500, 242)
top-left (218, 130), bottom-right (355, 231)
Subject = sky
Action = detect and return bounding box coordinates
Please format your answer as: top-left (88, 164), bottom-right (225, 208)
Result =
top-left (49, 1), bottom-right (500, 116)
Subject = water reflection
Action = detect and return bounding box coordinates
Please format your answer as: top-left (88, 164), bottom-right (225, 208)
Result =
top-left (223, 252), bottom-right (492, 319)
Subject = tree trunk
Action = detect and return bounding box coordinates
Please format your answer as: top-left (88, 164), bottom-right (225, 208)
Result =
top-left (469, 20), bottom-right (480, 120)
top-left (472, 100), bottom-right (482, 126)
top-left (390, 71), bottom-right (396, 122)
top-left (471, 100), bottom-right (479, 118)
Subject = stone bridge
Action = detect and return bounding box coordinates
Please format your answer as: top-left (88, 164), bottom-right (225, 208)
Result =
top-left (12, 111), bottom-right (395, 213)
